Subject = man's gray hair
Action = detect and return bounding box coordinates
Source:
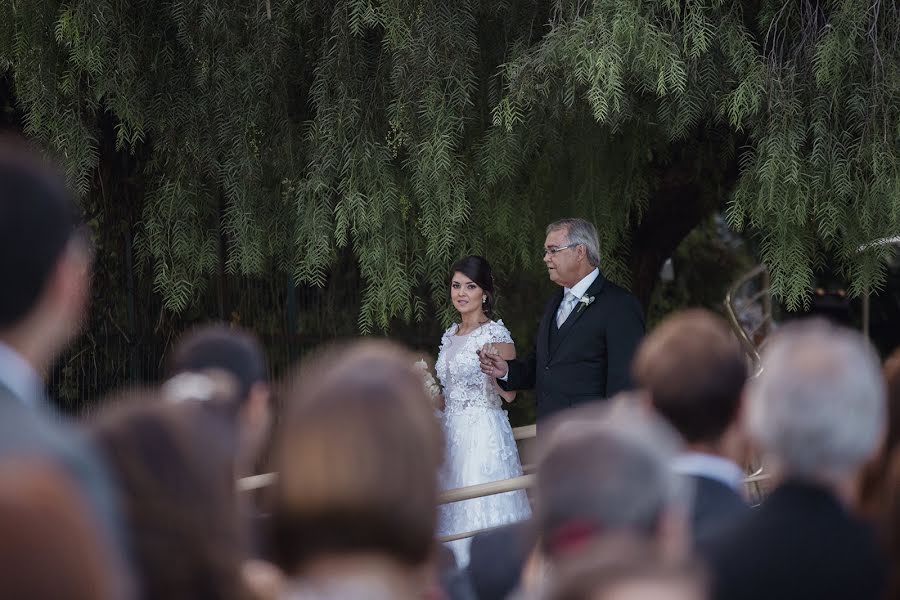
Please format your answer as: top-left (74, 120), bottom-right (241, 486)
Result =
top-left (547, 218), bottom-right (601, 267)
top-left (746, 319), bottom-right (886, 481)
top-left (536, 399), bottom-right (688, 551)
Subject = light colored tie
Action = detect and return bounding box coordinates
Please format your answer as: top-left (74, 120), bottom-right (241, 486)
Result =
top-left (557, 292), bottom-right (577, 328)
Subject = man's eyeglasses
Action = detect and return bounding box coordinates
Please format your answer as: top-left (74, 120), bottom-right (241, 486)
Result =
top-left (543, 244), bottom-right (579, 257)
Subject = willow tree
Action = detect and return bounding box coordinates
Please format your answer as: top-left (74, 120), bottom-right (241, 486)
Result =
top-left (1, 0), bottom-right (898, 334)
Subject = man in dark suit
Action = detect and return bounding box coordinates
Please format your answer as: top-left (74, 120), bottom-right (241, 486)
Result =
top-left (703, 320), bottom-right (888, 600)
top-left (479, 218), bottom-right (644, 421)
top-left (632, 309), bottom-right (750, 545)
top-left (0, 138), bottom-right (131, 594)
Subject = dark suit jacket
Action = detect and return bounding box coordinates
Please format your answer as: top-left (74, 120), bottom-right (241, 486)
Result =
top-left (467, 520), bottom-right (535, 600)
top-left (703, 480), bottom-right (887, 600)
top-left (689, 475), bottom-right (749, 546)
top-left (500, 270), bottom-right (644, 421)
top-left (440, 568), bottom-right (477, 600)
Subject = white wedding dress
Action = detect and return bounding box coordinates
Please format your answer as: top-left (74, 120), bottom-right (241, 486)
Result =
top-left (435, 320), bottom-right (531, 567)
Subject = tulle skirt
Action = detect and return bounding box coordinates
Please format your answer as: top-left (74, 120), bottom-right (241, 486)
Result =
top-left (437, 407), bottom-right (532, 567)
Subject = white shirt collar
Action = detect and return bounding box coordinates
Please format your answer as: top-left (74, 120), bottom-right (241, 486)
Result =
top-left (565, 268), bottom-right (600, 300)
top-left (0, 342), bottom-right (43, 408)
top-left (672, 451), bottom-right (745, 492)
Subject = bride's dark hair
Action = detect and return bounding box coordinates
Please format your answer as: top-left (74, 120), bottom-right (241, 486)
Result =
top-left (450, 255), bottom-right (495, 316)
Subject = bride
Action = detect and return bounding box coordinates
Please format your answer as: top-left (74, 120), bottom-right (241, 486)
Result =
top-left (434, 255), bottom-right (531, 567)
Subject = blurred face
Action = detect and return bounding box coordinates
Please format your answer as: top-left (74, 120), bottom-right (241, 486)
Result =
top-left (601, 581), bottom-right (703, 600)
top-left (543, 227), bottom-right (586, 288)
top-left (44, 238), bottom-right (92, 349)
top-left (450, 272), bottom-right (485, 317)
top-left (240, 382), bottom-right (272, 471)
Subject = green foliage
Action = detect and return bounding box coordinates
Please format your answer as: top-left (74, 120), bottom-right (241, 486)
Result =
top-left (647, 216), bottom-right (754, 328)
top-left (1, 0), bottom-right (898, 329)
top-left (726, 0), bottom-right (900, 308)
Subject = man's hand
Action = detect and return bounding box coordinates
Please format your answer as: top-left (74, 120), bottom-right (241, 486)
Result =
top-left (478, 343), bottom-right (509, 379)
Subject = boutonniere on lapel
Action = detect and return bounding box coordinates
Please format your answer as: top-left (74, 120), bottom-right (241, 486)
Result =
top-left (576, 295), bottom-right (595, 314)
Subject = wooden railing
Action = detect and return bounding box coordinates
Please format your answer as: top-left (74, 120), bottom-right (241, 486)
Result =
top-left (236, 425), bottom-right (538, 493)
top-left (237, 419), bottom-right (771, 544)
top-left (434, 468), bottom-right (771, 543)
top-left (513, 424), bottom-right (536, 441)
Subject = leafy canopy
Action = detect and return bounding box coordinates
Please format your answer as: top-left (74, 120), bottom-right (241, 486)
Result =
top-left (1, 0), bottom-right (897, 328)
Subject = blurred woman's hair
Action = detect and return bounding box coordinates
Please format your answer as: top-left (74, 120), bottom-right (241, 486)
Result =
top-left (267, 340), bottom-right (444, 574)
top-left (0, 461), bottom-right (119, 600)
top-left (90, 391), bottom-right (251, 600)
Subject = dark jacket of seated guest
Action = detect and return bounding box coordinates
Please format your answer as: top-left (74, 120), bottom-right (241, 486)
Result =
top-left (466, 520), bottom-right (535, 600)
top-left (702, 479), bottom-right (887, 600)
top-left (632, 310), bottom-right (751, 547)
top-left (673, 451), bottom-right (750, 546)
top-left (690, 474), bottom-right (749, 545)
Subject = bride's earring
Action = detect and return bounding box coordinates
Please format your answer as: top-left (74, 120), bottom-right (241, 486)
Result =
top-left (482, 297), bottom-right (486, 304)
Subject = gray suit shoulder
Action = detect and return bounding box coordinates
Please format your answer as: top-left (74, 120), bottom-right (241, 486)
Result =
top-left (0, 387), bottom-right (127, 565)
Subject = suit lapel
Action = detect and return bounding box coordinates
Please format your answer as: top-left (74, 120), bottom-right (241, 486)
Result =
top-left (550, 272), bottom-right (607, 355)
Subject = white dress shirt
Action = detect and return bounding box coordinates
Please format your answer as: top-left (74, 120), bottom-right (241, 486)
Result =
top-left (564, 268), bottom-right (600, 305)
top-left (672, 451), bottom-right (745, 492)
top-left (500, 268), bottom-right (601, 380)
top-left (556, 268), bottom-right (600, 326)
top-left (0, 341), bottom-right (42, 407)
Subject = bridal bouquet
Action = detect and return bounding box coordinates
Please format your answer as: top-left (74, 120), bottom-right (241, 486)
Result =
top-left (413, 358), bottom-right (442, 409)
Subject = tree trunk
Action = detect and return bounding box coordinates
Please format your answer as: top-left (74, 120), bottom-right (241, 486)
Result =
top-left (629, 127), bottom-right (743, 311)
top-left (0, 73), bottom-right (23, 132)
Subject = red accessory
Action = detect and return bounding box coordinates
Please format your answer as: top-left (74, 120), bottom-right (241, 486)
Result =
top-left (546, 520), bottom-right (601, 556)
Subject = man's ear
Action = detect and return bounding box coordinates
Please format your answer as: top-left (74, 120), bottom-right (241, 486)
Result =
top-left (46, 240), bottom-right (91, 327)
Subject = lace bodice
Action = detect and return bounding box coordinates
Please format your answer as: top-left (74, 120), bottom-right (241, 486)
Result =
top-left (435, 320), bottom-right (513, 413)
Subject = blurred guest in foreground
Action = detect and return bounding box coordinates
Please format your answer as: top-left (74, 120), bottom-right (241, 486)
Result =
top-left (267, 340), bottom-right (444, 600)
top-left (91, 391), bottom-right (254, 600)
top-left (518, 400), bottom-right (688, 597)
top-left (876, 349), bottom-right (900, 600)
top-left (467, 520), bottom-right (536, 600)
top-left (166, 323), bottom-right (272, 477)
top-left (704, 320), bottom-right (887, 600)
top-left (858, 347), bottom-right (900, 517)
top-left (633, 309), bottom-right (750, 545)
top-left (0, 136), bottom-right (130, 593)
top-left (544, 539), bottom-right (706, 600)
top-left (0, 461), bottom-right (120, 600)
top-left (878, 445), bottom-right (900, 600)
